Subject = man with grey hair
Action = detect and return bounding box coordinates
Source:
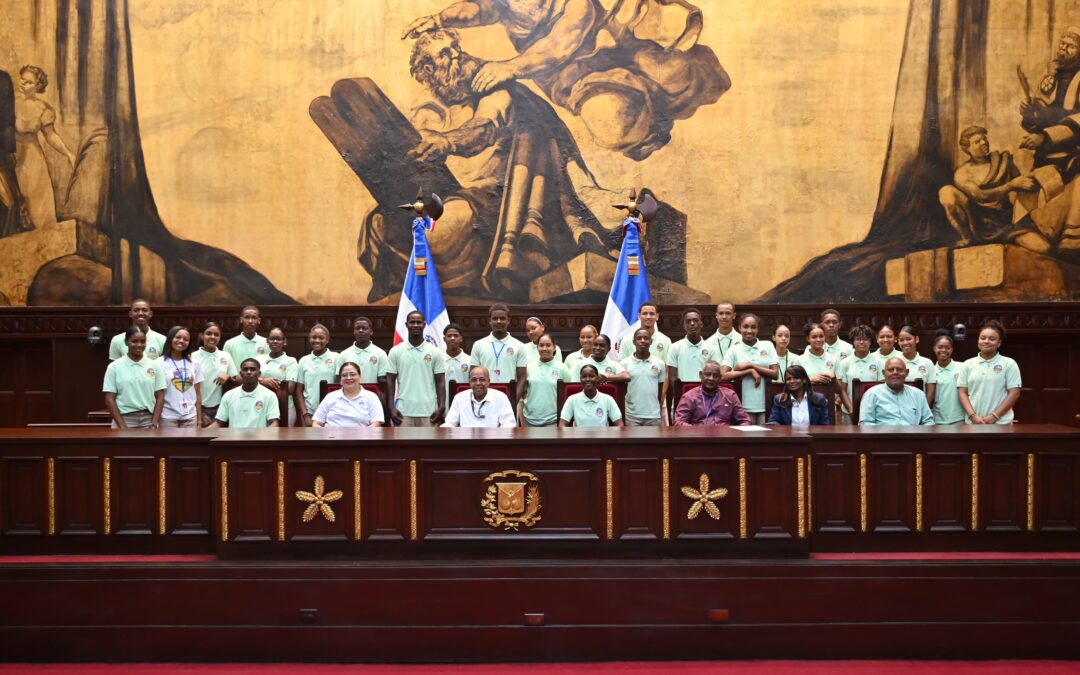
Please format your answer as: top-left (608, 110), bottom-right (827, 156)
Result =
top-left (859, 357), bottom-right (934, 426)
top-left (674, 360), bottom-right (750, 427)
top-left (442, 366), bottom-right (516, 428)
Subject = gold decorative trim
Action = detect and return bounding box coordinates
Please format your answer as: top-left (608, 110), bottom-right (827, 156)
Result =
top-left (277, 461), bottom-right (285, 541)
top-left (970, 453), bottom-right (979, 532)
top-left (605, 460), bottom-right (614, 540)
top-left (354, 460), bottom-right (362, 541)
top-left (409, 460), bottom-right (418, 541)
top-left (797, 457), bottom-right (806, 538)
top-left (220, 461), bottom-right (228, 542)
top-left (481, 470), bottom-right (542, 531)
top-left (807, 454), bottom-right (813, 532)
top-left (47, 458), bottom-right (55, 535)
top-left (1027, 453), bottom-right (1035, 532)
top-left (738, 458), bottom-right (747, 539)
top-left (681, 473), bottom-right (728, 520)
top-left (915, 453), bottom-right (923, 533)
top-left (103, 458), bottom-right (111, 536)
top-left (859, 454), bottom-right (867, 533)
top-left (661, 459), bottom-right (671, 540)
top-left (158, 458), bottom-right (166, 536)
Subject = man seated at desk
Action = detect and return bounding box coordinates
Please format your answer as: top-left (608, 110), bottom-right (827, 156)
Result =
top-left (859, 357), bottom-right (935, 426)
top-left (442, 366), bottom-right (516, 428)
top-left (674, 361), bottom-right (751, 427)
top-left (208, 359), bottom-right (281, 429)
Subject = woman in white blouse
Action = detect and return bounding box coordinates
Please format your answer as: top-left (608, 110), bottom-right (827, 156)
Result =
top-left (312, 362), bottom-right (384, 428)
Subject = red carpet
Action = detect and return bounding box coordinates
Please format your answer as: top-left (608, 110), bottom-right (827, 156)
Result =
top-left (2, 662), bottom-right (1079, 674)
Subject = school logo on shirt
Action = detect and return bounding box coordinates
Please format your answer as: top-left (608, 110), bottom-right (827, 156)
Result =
top-left (146, 368), bottom-right (157, 379)
top-left (650, 364), bottom-right (661, 375)
top-left (594, 406), bottom-right (605, 417)
top-left (826, 360), bottom-right (834, 368)
top-left (148, 348), bottom-right (159, 358)
top-left (423, 353), bottom-right (433, 363)
top-left (993, 364), bottom-right (1003, 373)
top-left (369, 355), bottom-right (378, 365)
top-left (869, 364), bottom-right (878, 372)
top-left (324, 358), bottom-right (334, 367)
top-left (254, 401), bottom-right (264, 411)
top-left (657, 343), bottom-right (664, 352)
top-left (219, 357), bottom-right (228, 366)
top-left (506, 347), bottom-right (515, 355)
top-left (759, 349), bottom-right (768, 358)
top-left (953, 372), bottom-right (960, 383)
top-left (605, 366), bottom-right (615, 375)
top-left (459, 363), bottom-right (469, 373)
top-left (277, 364), bottom-right (287, 375)
top-left (257, 347), bottom-right (266, 355)
top-left (918, 365), bottom-right (927, 375)
top-left (701, 349), bottom-right (710, 359)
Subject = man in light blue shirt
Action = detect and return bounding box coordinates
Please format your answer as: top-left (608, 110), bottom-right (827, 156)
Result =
top-left (859, 357), bottom-right (935, 426)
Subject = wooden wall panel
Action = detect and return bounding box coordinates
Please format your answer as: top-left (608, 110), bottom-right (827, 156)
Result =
top-left (869, 452), bottom-right (914, 533)
top-left (1037, 453), bottom-right (1080, 533)
top-left (365, 459), bottom-right (408, 542)
top-left (923, 452), bottom-right (969, 532)
top-left (229, 460), bottom-right (275, 543)
top-left (616, 459), bottom-right (661, 541)
top-left (55, 456), bottom-right (100, 536)
top-left (747, 457), bottom-right (798, 540)
top-left (0, 456), bottom-right (46, 535)
top-left (112, 456), bottom-right (156, 536)
top-left (813, 453), bottom-right (859, 533)
top-left (169, 457), bottom-right (211, 536)
top-left (981, 452), bottom-right (1027, 532)
top-left (670, 457), bottom-right (739, 541)
top-left (284, 459), bottom-right (352, 543)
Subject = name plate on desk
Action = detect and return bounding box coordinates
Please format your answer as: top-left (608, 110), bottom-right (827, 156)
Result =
top-left (211, 427), bottom-right (811, 558)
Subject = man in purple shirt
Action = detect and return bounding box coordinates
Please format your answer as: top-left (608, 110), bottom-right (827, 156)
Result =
top-left (675, 361), bottom-right (751, 427)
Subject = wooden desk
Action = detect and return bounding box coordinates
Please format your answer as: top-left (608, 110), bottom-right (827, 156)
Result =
top-left (808, 424), bottom-right (1080, 550)
top-left (212, 427), bottom-right (810, 558)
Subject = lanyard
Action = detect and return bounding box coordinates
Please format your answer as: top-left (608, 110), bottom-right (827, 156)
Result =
top-left (700, 389), bottom-right (719, 419)
top-left (490, 339), bottom-right (507, 366)
top-left (169, 358), bottom-right (189, 390)
top-left (778, 353), bottom-right (788, 380)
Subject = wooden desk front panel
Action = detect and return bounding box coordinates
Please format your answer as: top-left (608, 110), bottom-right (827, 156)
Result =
top-left (0, 430), bottom-right (216, 554)
top-left (809, 426), bottom-right (1080, 550)
top-left (212, 428), bottom-right (810, 557)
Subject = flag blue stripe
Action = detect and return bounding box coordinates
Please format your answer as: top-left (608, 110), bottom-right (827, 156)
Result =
top-left (403, 217), bottom-right (447, 320)
top-left (608, 221), bottom-right (652, 327)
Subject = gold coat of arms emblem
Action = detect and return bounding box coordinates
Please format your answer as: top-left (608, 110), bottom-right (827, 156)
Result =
top-left (481, 470), bottom-right (542, 531)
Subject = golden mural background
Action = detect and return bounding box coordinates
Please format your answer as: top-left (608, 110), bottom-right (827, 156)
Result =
top-left (2, 0), bottom-right (1078, 305)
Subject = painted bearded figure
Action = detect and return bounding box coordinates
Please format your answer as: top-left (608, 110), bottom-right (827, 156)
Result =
top-left (402, 0), bottom-right (729, 161)
top-left (355, 29), bottom-right (617, 301)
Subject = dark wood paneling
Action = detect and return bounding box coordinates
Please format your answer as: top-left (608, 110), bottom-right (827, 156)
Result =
top-left (365, 459), bottom-right (408, 542)
top-left (112, 456), bottom-right (156, 536)
top-left (671, 457), bottom-right (739, 541)
top-left (869, 452), bottom-right (914, 533)
top-left (981, 452), bottom-right (1027, 532)
top-left (924, 452), bottom-right (969, 532)
top-left (285, 458), bottom-right (352, 543)
top-left (813, 452), bottom-right (859, 533)
top-left (747, 456), bottom-right (799, 540)
top-left (55, 456), bottom-right (100, 536)
top-left (229, 460), bottom-right (275, 543)
top-left (616, 458), bottom-right (661, 540)
top-left (169, 456), bottom-right (211, 536)
top-left (0, 456), bottom-right (46, 535)
top-left (1037, 453), bottom-right (1080, 533)
top-left (0, 341), bottom-right (53, 427)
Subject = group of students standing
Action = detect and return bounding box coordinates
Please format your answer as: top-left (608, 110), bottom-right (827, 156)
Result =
top-left (100, 300), bottom-right (1022, 430)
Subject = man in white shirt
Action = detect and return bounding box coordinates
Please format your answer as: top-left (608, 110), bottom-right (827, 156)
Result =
top-left (442, 366), bottom-right (516, 428)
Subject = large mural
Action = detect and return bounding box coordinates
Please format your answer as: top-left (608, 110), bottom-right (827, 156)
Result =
top-left (0, 0), bottom-right (1077, 306)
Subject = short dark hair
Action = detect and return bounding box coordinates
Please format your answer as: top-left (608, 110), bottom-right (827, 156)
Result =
top-left (488, 303), bottom-right (510, 315)
top-left (681, 307), bottom-right (702, 321)
top-left (579, 364), bottom-right (599, 377)
top-left (848, 324), bottom-right (874, 341)
top-left (443, 323), bottom-right (462, 335)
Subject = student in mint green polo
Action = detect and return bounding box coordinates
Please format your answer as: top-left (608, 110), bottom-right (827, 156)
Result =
top-left (442, 323), bottom-right (472, 402)
top-left (108, 299), bottom-right (166, 361)
top-left (616, 301), bottom-right (671, 361)
top-left (523, 317), bottom-right (563, 365)
top-left (193, 321), bottom-right (238, 427)
top-left (796, 323), bottom-right (838, 385)
top-left (387, 311), bottom-right (446, 427)
top-left (835, 324), bottom-right (881, 423)
top-left (720, 313), bottom-right (779, 425)
top-left (571, 334), bottom-right (629, 384)
top-left (209, 358), bottom-right (280, 428)
top-left (257, 327), bottom-right (299, 426)
top-left (103, 327), bottom-right (166, 429)
top-left (931, 331), bottom-right (965, 425)
top-left (667, 308), bottom-right (715, 390)
top-left (812, 308), bottom-right (854, 362)
top-left (470, 303), bottom-right (527, 385)
top-left (521, 333), bottom-right (570, 426)
top-left (564, 325), bottom-right (598, 381)
top-left (958, 320), bottom-right (1022, 425)
top-left (295, 323), bottom-right (339, 427)
top-left (335, 316), bottom-right (389, 384)
top-left (897, 325), bottom-right (937, 408)
top-left (559, 364), bottom-right (623, 428)
top-left (621, 328), bottom-right (666, 426)
top-left (224, 305), bottom-right (269, 365)
top-left (707, 301), bottom-right (738, 363)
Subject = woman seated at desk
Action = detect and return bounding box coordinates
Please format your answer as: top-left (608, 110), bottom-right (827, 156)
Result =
top-left (767, 364), bottom-right (830, 426)
top-left (312, 361), bottom-right (384, 428)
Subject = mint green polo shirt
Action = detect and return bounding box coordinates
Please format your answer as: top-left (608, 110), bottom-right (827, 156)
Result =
top-left (523, 359), bottom-right (570, 426)
top-left (224, 333), bottom-right (269, 366)
top-left (443, 350), bottom-right (472, 400)
top-left (722, 339), bottom-right (778, 413)
top-left (957, 353), bottom-right (1022, 424)
top-left (900, 353), bottom-right (937, 385)
top-left (387, 341), bottom-right (445, 416)
top-left (257, 353), bottom-right (299, 410)
top-left (470, 334), bottom-right (528, 383)
top-left (807, 338), bottom-right (854, 362)
top-left (836, 352), bottom-right (881, 401)
top-left (102, 355), bottom-right (166, 413)
top-left (560, 391), bottom-right (621, 427)
top-left (617, 329), bottom-right (672, 361)
top-left (795, 350), bottom-right (838, 381)
top-left (707, 329), bottom-right (738, 363)
top-left (773, 351), bottom-right (795, 383)
top-left (336, 343), bottom-right (390, 383)
top-left (569, 355), bottom-right (627, 383)
top-left (666, 337), bottom-right (717, 383)
top-left (932, 360), bottom-right (965, 425)
top-left (621, 354), bottom-right (665, 420)
top-left (193, 348), bottom-right (238, 407)
top-left (109, 328), bottom-right (166, 361)
top-left (297, 350), bottom-right (340, 412)
top-left (215, 385), bottom-right (280, 428)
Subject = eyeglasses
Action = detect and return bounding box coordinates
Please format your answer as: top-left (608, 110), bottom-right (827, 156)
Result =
top-left (470, 399), bottom-right (488, 419)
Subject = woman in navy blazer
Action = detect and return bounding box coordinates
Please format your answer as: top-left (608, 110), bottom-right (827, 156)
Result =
top-left (768, 364), bottom-right (830, 426)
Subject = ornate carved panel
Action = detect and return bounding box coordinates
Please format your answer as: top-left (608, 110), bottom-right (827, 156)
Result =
top-left (670, 457), bottom-right (739, 541)
top-left (285, 459), bottom-right (351, 543)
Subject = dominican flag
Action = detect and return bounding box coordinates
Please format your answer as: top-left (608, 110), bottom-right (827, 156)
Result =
top-left (601, 219), bottom-right (652, 352)
top-left (393, 216), bottom-right (450, 349)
